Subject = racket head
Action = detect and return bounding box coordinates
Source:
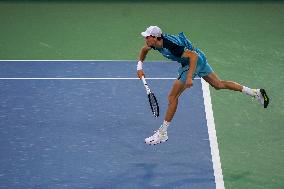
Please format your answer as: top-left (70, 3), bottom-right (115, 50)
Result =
top-left (148, 92), bottom-right (159, 117)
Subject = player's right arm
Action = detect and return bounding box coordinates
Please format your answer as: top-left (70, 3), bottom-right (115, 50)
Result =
top-left (137, 45), bottom-right (151, 79)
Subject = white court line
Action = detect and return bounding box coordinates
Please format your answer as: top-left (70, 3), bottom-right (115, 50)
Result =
top-left (0, 78), bottom-right (176, 80)
top-left (0, 78), bottom-right (201, 80)
top-left (0, 60), bottom-right (133, 62)
top-left (0, 60), bottom-right (175, 63)
top-left (201, 78), bottom-right (225, 189)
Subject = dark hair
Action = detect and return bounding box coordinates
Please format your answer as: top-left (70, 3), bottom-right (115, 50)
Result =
top-left (149, 35), bottom-right (162, 40)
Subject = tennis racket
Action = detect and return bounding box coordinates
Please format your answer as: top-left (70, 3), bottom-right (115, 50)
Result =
top-left (141, 76), bottom-right (159, 117)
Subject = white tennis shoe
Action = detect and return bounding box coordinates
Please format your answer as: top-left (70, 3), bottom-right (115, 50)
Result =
top-left (145, 129), bottom-right (168, 145)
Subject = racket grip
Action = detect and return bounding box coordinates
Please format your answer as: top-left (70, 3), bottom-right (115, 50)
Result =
top-left (141, 76), bottom-right (151, 94)
top-left (141, 76), bottom-right (147, 85)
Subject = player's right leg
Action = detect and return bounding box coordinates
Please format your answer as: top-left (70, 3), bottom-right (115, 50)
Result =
top-left (164, 79), bottom-right (187, 122)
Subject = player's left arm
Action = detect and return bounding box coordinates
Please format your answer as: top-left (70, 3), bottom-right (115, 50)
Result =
top-left (182, 50), bottom-right (198, 88)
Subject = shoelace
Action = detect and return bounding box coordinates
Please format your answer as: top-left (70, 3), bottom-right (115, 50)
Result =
top-left (152, 130), bottom-right (165, 137)
top-left (251, 89), bottom-right (260, 100)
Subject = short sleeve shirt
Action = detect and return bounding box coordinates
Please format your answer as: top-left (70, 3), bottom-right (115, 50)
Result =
top-left (151, 35), bottom-right (185, 58)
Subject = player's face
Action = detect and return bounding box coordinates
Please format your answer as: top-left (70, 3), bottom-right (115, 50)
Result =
top-left (145, 36), bottom-right (157, 47)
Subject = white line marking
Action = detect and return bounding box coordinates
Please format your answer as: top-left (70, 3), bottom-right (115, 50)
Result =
top-left (0, 78), bottom-right (177, 80)
top-left (201, 78), bottom-right (225, 189)
top-left (0, 78), bottom-right (201, 80)
top-left (0, 60), bottom-right (174, 63)
top-left (0, 60), bottom-right (132, 62)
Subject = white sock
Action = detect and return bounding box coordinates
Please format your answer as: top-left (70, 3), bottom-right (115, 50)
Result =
top-left (160, 120), bottom-right (170, 132)
top-left (242, 86), bottom-right (257, 97)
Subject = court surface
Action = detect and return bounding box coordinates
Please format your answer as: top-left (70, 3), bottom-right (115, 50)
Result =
top-left (0, 60), bottom-right (223, 189)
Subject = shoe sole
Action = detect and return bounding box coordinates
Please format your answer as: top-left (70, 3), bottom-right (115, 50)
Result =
top-left (260, 89), bottom-right (269, 108)
top-left (145, 139), bottom-right (168, 145)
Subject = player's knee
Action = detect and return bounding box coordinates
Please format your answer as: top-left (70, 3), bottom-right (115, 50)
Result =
top-left (212, 81), bottom-right (225, 90)
top-left (213, 85), bottom-right (221, 90)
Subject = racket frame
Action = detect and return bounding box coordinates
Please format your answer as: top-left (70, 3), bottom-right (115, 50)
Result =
top-left (141, 76), bottom-right (159, 117)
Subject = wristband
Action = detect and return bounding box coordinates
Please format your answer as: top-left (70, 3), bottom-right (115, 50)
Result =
top-left (137, 61), bottom-right (143, 70)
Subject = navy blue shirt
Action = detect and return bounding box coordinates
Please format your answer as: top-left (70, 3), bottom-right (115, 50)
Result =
top-left (162, 35), bottom-right (185, 57)
top-left (152, 35), bottom-right (185, 58)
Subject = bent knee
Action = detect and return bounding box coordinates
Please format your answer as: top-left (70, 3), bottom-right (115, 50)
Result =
top-left (212, 81), bottom-right (225, 90)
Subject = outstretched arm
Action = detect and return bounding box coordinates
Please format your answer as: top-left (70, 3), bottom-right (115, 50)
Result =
top-left (137, 45), bottom-right (151, 79)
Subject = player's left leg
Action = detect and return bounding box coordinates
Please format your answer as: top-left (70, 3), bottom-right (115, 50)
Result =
top-left (202, 72), bottom-right (269, 108)
top-left (202, 72), bottom-right (243, 91)
top-left (145, 79), bottom-right (186, 145)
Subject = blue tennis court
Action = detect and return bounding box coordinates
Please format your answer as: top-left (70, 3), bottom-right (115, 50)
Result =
top-left (0, 61), bottom-right (223, 189)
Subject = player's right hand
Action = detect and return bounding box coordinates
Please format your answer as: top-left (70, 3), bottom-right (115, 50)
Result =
top-left (137, 70), bottom-right (145, 79)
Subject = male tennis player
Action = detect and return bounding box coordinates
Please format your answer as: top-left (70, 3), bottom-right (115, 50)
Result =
top-left (137, 26), bottom-right (269, 145)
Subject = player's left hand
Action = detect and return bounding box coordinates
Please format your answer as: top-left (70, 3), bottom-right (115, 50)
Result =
top-left (185, 78), bottom-right (193, 88)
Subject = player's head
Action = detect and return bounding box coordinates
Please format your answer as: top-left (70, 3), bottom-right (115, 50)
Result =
top-left (141, 26), bottom-right (162, 46)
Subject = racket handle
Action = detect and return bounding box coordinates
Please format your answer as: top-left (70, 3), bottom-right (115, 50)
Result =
top-left (141, 76), bottom-right (147, 85)
top-left (141, 76), bottom-right (151, 94)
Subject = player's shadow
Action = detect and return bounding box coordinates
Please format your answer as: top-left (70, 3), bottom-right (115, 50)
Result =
top-left (90, 162), bottom-right (215, 189)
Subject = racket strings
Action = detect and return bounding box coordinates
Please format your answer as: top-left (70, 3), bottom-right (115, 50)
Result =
top-left (148, 93), bottom-right (159, 117)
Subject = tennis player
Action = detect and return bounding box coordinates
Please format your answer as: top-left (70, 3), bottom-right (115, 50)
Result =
top-left (137, 26), bottom-right (269, 145)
